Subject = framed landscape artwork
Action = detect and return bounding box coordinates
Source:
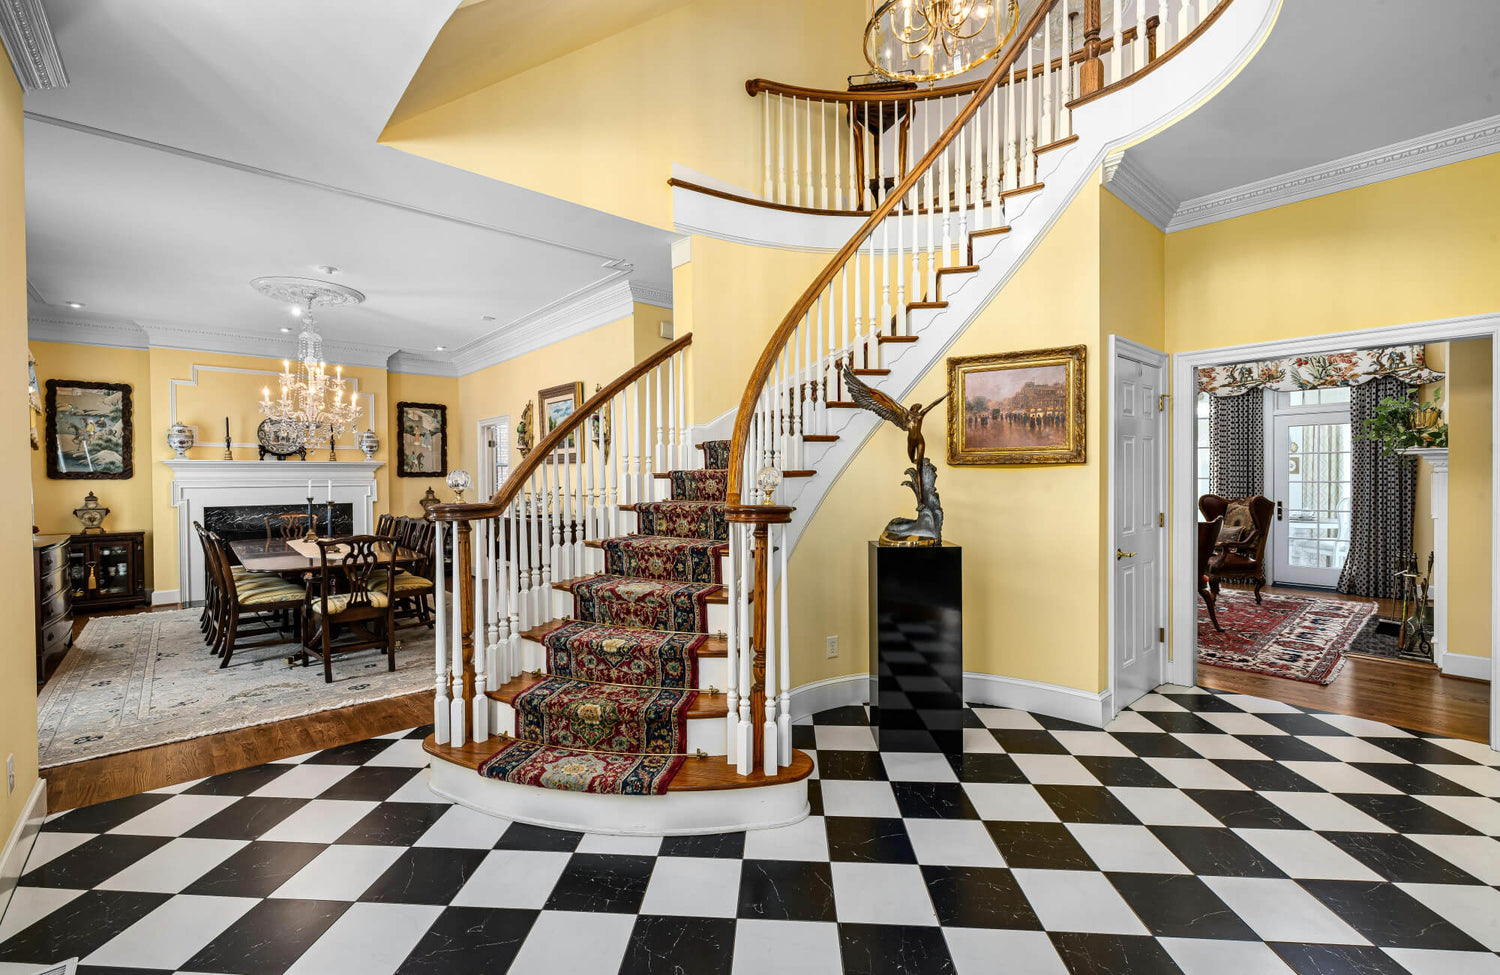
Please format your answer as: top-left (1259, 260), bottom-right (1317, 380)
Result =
top-left (45, 379), bottom-right (134, 479)
top-left (538, 382), bottom-right (584, 455)
top-left (946, 345), bottom-right (1086, 465)
top-left (396, 401), bottom-right (447, 477)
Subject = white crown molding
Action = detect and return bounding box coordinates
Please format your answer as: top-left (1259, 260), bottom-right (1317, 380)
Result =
top-left (139, 320), bottom-right (398, 370)
top-left (1103, 150), bottom-right (1179, 231)
top-left (28, 313), bottom-right (149, 350)
top-left (629, 280), bottom-right (673, 310)
top-left (1164, 113), bottom-right (1500, 233)
top-left (387, 351), bottom-right (459, 378)
top-left (0, 0), bottom-right (66, 91)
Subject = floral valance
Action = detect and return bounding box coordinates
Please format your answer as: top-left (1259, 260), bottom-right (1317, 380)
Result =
top-left (1197, 344), bottom-right (1443, 397)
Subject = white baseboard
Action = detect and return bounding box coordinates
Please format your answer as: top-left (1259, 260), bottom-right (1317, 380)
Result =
top-left (788, 673), bottom-right (867, 720)
top-left (963, 672), bottom-right (1114, 729)
top-left (1441, 652), bottom-right (1492, 682)
top-left (0, 779), bottom-right (47, 925)
top-left (151, 589), bottom-right (181, 607)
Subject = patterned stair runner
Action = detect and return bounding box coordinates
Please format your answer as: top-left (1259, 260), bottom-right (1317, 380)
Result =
top-left (479, 440), bottom-right (732, 795)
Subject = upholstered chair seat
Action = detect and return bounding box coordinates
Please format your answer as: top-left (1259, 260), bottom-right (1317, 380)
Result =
top-left (309, 591), bottom-right (390, 615)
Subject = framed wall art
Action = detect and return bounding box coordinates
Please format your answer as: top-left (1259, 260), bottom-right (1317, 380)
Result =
top-left (45, 379), bottom-right (134, 479)
top-left (946, 345), bottom-right (1086, 465)
top-left (538, 382), bottom-right (584, 453)
top-left (396, 401), bottom-right (447, 477)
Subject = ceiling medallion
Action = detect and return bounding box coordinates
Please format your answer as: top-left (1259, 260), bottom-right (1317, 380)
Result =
top-left (864, 0), bottom-right (1021, 83)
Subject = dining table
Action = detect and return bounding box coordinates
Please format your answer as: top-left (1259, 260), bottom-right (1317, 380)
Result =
top-left (229, 537), bottom-right (419, 576)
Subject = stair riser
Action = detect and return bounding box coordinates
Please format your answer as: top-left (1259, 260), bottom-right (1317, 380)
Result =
top-left (518, 637), bottom-right (729, 690)
top-left (492, 701), bottom-right (729, 756)
top-left (549, 589), bottom-right (728, 634)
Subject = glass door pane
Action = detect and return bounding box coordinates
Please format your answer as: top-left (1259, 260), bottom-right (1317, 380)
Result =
top-left (95, 543), bottom-right (132, 595)
top-left (1274, 411), bottom-right (1352, 587)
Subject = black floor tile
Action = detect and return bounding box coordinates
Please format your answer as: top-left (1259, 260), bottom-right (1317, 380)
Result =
top-left (921, 864), bottom-right (1041, 929)
top-left (1074, 756), bottom-right (1175, 789)
top-left (1254, 713), bottom-right (1352, 736)
top-left (1048, 931), bottom-right (1184, 975)
top-left (811, 705), bottom-right (870, 726)
top-left (1134, 710), bottom-right (1225, 735)
top-left (1340, 794), bottom-right (1483, 835)
top-left (891, 782), bottom-right (980, 819)
top-left (182, 763), bottom-right (296, 796)
top-left (1159, 693), bottom-right (1244, 713)
top-left (1148, 826), bottom-right (1287, 878)
top-left (542, 853), bottom-right (655, 913)
top-left (302, 738), bottom-right (402, 765)
top-left (336, 801), bottom-right (451, 846)
top-left (315, 765), bottom-right (424, 801)
top-left (1300, 879), bottom-right (1489, 950)
top-left (183, 840), bottom-right (326, 897)
top-left (1364, 737), bottom-right (1480, 766)
top-left (1106, 872), bottom-right (1257, 940)
top-left (360, 848), bottom-right (489, 905)
top-left (41, 793), bottom-right (170, 834)
top-left (839, 923), bottom-right (956, 975)
top-left (1036, 785), bottom-right (1141, 825)
top-left (738, 859), bottom-right (836, 922)
top-left (492, 821), bottom-right (585, 852)
top-left (1109, 733), bottom-right (1204, 759)
top-left (1211, 760), bottom-right (1325, 793)
top-left (620, 915), bottom-right (735, 975)
top-left (183, 796), bottom-right (309, 840)
top-left (817, 751), bottom-right (887, 781)
top-left (985, 821), bottom-right (1096, 871)
top-left (946, 752), bottom-right (1027, 783)
top-left (1033, 714), bottom-right (1102, 732)
top-left (658, 831), bottom-right (745, 859)
top-left (825, 816), bottom-right (916, 863)
top-left (394, 906), bottom-right (537, 975)
top-left (1323, 831), bottom-right (1490, 885)
top-left (1236, 735), bottom-right (1341, 763)
top-left (183, 898), bottom-right (349, 975)
top-left (1186, 789), bottom-right (1309, 829)
top-left (791, 724), bottom-right (817, 749)
top-left (0, 889), bottom-right (171, 965)
top-left (20, 833), bottom-right (171, 889)
top-left (987, 730), bottom-right (1068, 754)
top-left (1271, 941), bottom-right (1410, 975)
top-left (1349, 762), bottom-right (1482, 797)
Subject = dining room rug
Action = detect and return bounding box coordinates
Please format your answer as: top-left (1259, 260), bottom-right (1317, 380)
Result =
top-left (36, 609), bottom-right (435, 769)
top-left (1197, 588), bottom-right (1375, 684)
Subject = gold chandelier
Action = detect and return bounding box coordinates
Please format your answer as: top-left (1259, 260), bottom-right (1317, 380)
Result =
top-left (251, 277), bottom-right (364, 449)
top-left (864, 0), bottom-right (1020, 83)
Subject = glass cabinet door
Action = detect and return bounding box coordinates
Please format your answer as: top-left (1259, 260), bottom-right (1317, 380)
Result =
top-left (95, 541), bottom-right (134, 596)
top-left (67, 547), bottom-right (90, 599)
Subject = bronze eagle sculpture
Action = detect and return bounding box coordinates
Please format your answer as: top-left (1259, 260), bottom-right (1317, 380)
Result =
top-left (839, 362), bottom-right (948, 545)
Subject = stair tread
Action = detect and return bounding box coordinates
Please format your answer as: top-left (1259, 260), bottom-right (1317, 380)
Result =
top-left (803, 434), bottom-right (839, 442)
top-left (970, 225), bottom-right (1013, 240)
top-left (586, 535), bottom-right (727, 550)
top-left (520, 619), bottom-right (728, 658)
top-left (487, 672), bottom-right (730, 719)
top-left (553, 573), bottom-right (729, 604)
top-left (851, 369), bottom-right (890, 376)
top-left (425, 734), bottom-right (816, 791)
top-left (935, 264), bottom-right (981, 276)
top-left (908, 300), bottom-right (948, 310)
top-left (877, 335), bottom-right (920, 344)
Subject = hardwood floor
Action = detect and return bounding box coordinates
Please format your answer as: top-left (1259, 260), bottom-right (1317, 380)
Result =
top-left (1197, 585), bottom-right (1490, 743)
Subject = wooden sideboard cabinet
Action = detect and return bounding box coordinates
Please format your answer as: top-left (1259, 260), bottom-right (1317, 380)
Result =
top-left (34, 533), bottom-right (73, 684)
top-left (68, 530), bottom-right (149, 612)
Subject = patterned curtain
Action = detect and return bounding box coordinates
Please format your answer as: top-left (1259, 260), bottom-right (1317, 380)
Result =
top-left (1208, 389), bottom-right (1264, 499)
top-left (1338, 377), bottom-right (1416, 598)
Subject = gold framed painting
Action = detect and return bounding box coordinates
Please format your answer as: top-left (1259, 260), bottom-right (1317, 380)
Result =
top-left (946, 345), bottom-right (1086, 465)
top-left (538, 382), bottom-right (585, 456)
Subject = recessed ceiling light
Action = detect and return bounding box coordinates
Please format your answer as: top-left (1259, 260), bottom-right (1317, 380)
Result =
top-left (64, 301), bottom-right (86, 309)
top-left (435, 346), bottom-right (447, 351)
top-left (280, 326), bottom-right (292, 333)
top-left (290, 307), bottom-right (302, 317)
top-left (314, 265), bottom-right (339, 275)
top-left (481, 315), bottom-right (496, 322)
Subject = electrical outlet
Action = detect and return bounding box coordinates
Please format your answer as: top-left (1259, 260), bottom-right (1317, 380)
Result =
top-left (826, 636), bottom-right (839, 659)
top-left (6, 754), bottom-right (13, 796)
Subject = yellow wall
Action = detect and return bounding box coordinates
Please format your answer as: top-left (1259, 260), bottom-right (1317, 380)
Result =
top-left (1413, 342), bottom-right (1448, 571)
top-left (788, 188), bottom-right (1107, 692)
top-left (29, 342), bottom-right (156, 582)
top-left (379, 0), bottom-right (867, 228)
top-left (1448, 338), bottom-right (1492, 660)
top-left (388, 372), bottom-right (461, 516)
top-left (1167, 156), bottom-right (1498, 664)
top-left (1, 71), bottom-right (38, 848)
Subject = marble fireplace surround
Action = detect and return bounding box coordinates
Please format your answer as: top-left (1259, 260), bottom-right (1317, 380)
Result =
top-left (163, 460), bottom-right (383, 606)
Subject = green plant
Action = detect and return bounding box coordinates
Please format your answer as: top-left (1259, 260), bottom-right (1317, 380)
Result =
top-left (1358, 384), bottom-right (1449, 457)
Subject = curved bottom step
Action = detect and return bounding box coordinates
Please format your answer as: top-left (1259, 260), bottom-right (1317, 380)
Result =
top-left (424, 735), bottom-right (813, 835)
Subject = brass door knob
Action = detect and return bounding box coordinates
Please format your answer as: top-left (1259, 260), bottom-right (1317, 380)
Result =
top-left (1116, 549), bottom-right (1136, 560)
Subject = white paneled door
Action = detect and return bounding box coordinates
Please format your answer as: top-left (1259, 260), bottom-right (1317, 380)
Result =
top-left (1112, 341), bottom-right (1168, 713)
top-left (1270, 390), bottom-right (1352, 588)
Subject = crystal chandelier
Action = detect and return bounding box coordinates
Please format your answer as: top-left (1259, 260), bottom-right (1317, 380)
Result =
top-left (251, 277), bottom-right (365, 449)
top-left (864, 0), bottom-right (1020, 82)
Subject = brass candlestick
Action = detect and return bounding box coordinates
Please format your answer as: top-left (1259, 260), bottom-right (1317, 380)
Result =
top-left (223, 417), bottom-right (233, 460)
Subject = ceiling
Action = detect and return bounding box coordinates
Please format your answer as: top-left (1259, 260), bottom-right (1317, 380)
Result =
top-left (387, 0), bottom-right (698, 129)
top-left (23, 0), bottom-right (675, 374)
top-left (1118, 0), bottom-right (1500, 227)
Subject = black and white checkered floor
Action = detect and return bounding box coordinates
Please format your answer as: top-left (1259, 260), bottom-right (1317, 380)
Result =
top-left (2, 687), bottom-right (1499, 975)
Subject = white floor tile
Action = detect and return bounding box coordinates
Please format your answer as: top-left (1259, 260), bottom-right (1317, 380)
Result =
top-left (1010, 869), bottom-right (1148, 935)
top-left (412, 805), bottom-right (514, 849)
top-left (284, 902), bottom-right (443, 975)
top-left (813, 726), bottom-right (876, 752)
top-left (904, 818), bottom-right (1005, 867)
top-left (257, 799), bottom-right (380, 844)
top-left (449, 849), bottom-right (573, 910)
top-left (1427, 739), bottom-right (1500, 766)
top-left (829, 862), bottom-right (938, 926)
top-left (1107, 787), bottom-right (1220, 827)
top-left (1216, 694), bottom-right (1303, 714)
top-left (1397, 884), bottom-right (1500, 950)
top-left (1158, 937), bottom-right (1297, 975)
top-left (1303, 736), bottom-right (1412, 764)
top-left (1416, 796), bottom-right (1500, 835)
top-left (576, 832), bottom-right (662, 855)
top-left (638, 856), bottom-right (742, 918)
top-left (1276, 762), bottom-right (1400, 795)
top-left (1065, 824), bottom-right (1189, 874)
top-left (0, 888), bottom-right (83, 943)
top-left (741, 814), bottom-right (829, 861)
top-left (1258, 792), bottom-right (1393, 833)
top-left (1195, 712), bottom-right (1290, 737)
top-left (731, 919), bottom-right (842, 975)
top-left (1383, 947), bottom-right (1500, 975)
top-left (249, 763), bottom-right (356, 799)
top-left (107, 794), bottom-right (241, 836)
top-left (880, 752), bottom-right (958, 783)
top-left (1172, 734), bottom-right (1270, 761)
top-left (961, 783), bottom-right (1059, 822)
top-left (1420, 764), bottom-right (1500, 798)
top-left (1048, 731), bottom-right (1134, 757)
top-left (974, 708), bottom-right (1044, 730)
top-left (269, 748), bottom-right (320, 764)
top-left (1008, 754), bottom-right (1099, 786)
top-left (1203, 877), bottom-right (1370, 944)
top-left (18, 832), bottom-right (92, 873)
top-left (1409, 834), bottom-right (1500, 885)
top-left (1232, 829), bottom-right (1382, 881)
top-left (82, 894), bottom-right (257, 970)
top-left (961, 728), bottom-right (1006, 753)
top-left (944, 929), bottom-right (1067, 975)
top-left (270, 844), bottom-right (405, 901)
top-left (1143, 758), bottom-right (1250, 791)
top-left (1128, 694), bottom-right (1188, 713)
top-left (818, 780), bottom-right (900, 818)
top-left (1309, 713), bottom-right (1411, 737)
top-left (1103, 711), bottom-right (1168, 734)
top-left (509, 910), bottom-right (635, 975)
top-left (384, 769), bottom-right (450, 804)
top-left (362, 738), bottom-right (430, 768)
top-left (148, 776), bottom-right (206, 794)
top-left (95, 837), bottom-right (248, 893)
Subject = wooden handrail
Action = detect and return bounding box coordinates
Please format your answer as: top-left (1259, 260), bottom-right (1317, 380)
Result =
top-left (430, 332), bottom-right (694, 522)
top-left (726, 0), bottom-right (1062, 505)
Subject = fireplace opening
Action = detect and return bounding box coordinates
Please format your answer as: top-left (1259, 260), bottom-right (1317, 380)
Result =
top-left (204, 503), bottom-right (354, 548)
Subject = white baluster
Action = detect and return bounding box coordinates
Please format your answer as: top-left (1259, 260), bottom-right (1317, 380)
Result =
top-left (939, 100), bottom-right (951, 269)
top-left (1158, 0), bottom-right (1170, 52)
top-left (833, 99), bottom-right (843, 211)
top-left (488, 512), bottom-right (503, 686)
top-left (777, 93), bottom-right (787, 204)
top-left (654, 362), bottom-right (666, 475)
top-left (725, 520), bottom-right (739, 765)
top-left (777, 520), bottom-right (792, 767)
top-left (790, 95), bottom-right (800, 208)
top-left (472, 518), bottom-right (489, 742)
top-left (1112, 0), bottom-right (1123, 83)
top-left (449, 520), bottom-right (466, 747)
top-left (1062, 0), bottom-right (1074, 138)
top-left (763, 525), bottom-right (778, 778)
top-left (804, 92), bottom-right (813, 210)
top-left (1023, 37), bottom-right (1036, 185)
top-left (736, 522), bottom-right (753, 776)
top-left (1178, 0), bottom-right (1193, 43)
top-left (433, 520), bottom-right (450, 744)
top-left (1136, 0), bottom-right (1147, 74)
top-left (1005, 57), bottom-right (1017, 190)
top-left (762, 94), bottom-right (772, 201)
top-left (1041, 6), bottom-right (1054, 147)
top-left (508, 502), bottom-right (521, 674)
top-left (820, 98), bottom-right (829, 210)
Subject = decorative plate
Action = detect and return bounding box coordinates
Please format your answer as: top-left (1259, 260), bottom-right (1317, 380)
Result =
top-left (257, 418), bottom-right (303, 456)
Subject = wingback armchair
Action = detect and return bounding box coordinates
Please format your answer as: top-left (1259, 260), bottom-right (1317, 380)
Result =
top-left (1198, 494), bottom-right (1274, 603)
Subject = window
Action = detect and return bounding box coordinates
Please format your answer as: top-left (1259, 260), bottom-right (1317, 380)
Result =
top-left (1196, 392), bottom-right (1212, 505)
top-left (1282, 387), bottom-right (1350, 408)
top-left (488, 419), bottom-right (511, 493)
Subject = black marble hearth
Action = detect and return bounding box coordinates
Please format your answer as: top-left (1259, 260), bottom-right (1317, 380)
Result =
top-left (204, 503), bottom-right (353, 543)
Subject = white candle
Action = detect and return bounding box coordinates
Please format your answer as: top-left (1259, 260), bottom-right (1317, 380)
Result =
top-left (307, 479), bottom-right (312, 498)
top-left (326, 479), bottom-right (332, 502)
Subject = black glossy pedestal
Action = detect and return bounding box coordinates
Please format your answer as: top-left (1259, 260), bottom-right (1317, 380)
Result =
top-left (868, 541), bottom-right (963, 754)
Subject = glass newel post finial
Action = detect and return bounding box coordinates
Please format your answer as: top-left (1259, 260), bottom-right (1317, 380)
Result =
top-left (447, 469), bottom-right (472, 503)
top-left (757, 465), bottom-right (783, 504)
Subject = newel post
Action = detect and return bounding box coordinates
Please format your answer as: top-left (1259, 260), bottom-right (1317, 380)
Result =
top-left (457, 520), bottom-right (477, 719)
top-left (727, 502), bottom-right (794, 777)
top-left (1080, 0), bottom-right (1104, 96)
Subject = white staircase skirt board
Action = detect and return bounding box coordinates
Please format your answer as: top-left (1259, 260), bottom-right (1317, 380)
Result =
top-left (965, 673), bottom-right (1115, 729)
top-left (426, 759), bottom-right (809, 836)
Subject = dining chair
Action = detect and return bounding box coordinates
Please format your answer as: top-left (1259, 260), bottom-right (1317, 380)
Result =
top-left (376, 512), bottom-right (395, 538)
top-left (374, 519), bottom-right (436, 629)
top-left (206, 531), bottom-right (307, 667)
top-left (305, 535), bottom-right (398, 682)
top-left (265, 512), bottom-right (318, 542)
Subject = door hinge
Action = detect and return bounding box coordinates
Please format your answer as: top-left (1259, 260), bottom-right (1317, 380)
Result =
top-left (1158, 627), bottom-right (1165, 643)
top-left (1157, 512), bottom-right (1164, 527)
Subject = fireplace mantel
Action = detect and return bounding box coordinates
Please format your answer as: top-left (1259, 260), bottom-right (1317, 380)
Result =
top-left (163, 460), bottom-right (384, 606)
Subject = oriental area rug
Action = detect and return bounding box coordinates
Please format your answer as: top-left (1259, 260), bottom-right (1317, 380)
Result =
top-left (1197, 588), bottom-right (1375, 685)
top-left (37, 609), bottom-right (434, 768)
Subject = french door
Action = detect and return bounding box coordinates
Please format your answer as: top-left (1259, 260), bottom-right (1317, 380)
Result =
top-left (1270, 391), bottom-right (1352, 588)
